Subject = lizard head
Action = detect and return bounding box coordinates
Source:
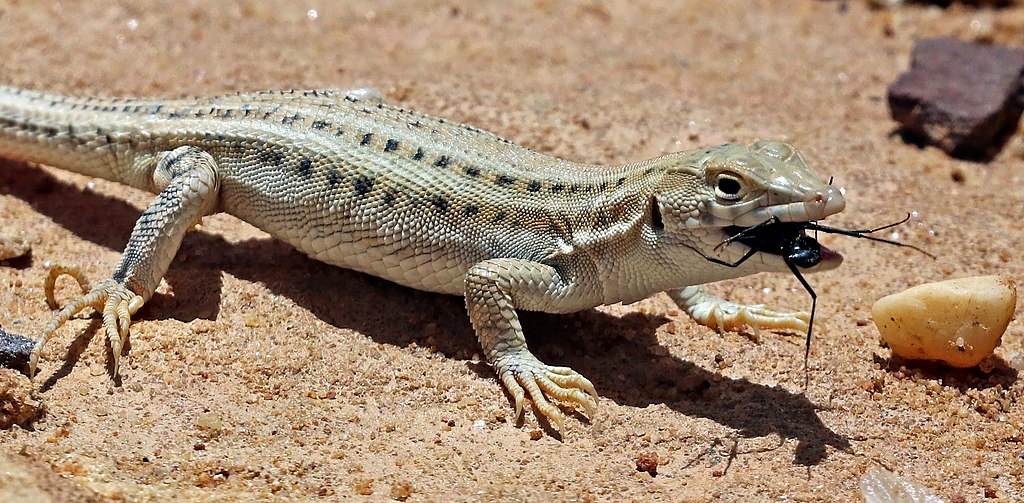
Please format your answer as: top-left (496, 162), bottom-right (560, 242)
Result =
top-left (651, 140), bottom-right (846, 274)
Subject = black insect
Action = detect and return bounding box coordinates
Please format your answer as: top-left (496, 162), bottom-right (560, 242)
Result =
top-left (693, 213), bottom-right (934, 371)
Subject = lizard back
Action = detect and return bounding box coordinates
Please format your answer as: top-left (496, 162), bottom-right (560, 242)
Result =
top-left (0, 87), bottom-right (658, 296)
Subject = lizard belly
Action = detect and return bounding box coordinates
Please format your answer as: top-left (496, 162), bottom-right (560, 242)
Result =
top-left (310, 235), bottom-right (473, 296)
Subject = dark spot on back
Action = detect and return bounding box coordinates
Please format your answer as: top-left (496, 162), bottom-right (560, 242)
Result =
top-left (465, 167), bottom-right (481, 177)
top-left (298, 158), bottom-right (314, 178)
top-left (385, 139), bottom-right (399, 152)
top-left (496, 175), bottom-right (515, 187)
top-left (382, 190), bottom-right (397, 205)
top-left (412, 148), bottom-right (425, 160)
top-left (434, 155), bottom-right (450, 168)
top-left (328, 169), bottom-right (341, 187)
top-left (527, 180), bottom-right (542, 192)
top-left (360, 132), bottom-right (373, 145)
top-left (616, 177), bottom-right (626, 187)
top-left (430, 194), bottom-right (449, 212)
top-left (551, 183), bottom-right (564, 193)
top-left (311, 120), bottom-right (330, 130)
top-left (463, 205), bottom-right (479, 217)
top-left (493, 211), bottom-right (507, 222)
top-left (259, 149), bottom-right (285, 167)
top-left (354, 175), bottom-right (375, 196)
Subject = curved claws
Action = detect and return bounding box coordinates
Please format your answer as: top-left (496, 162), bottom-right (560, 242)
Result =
top-left (496, 357), bottom-right (597, 432)
top-left (31, 266), bottom-right (143, 379)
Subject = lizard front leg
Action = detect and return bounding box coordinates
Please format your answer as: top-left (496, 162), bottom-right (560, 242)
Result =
top-left (465, 258), bottom-right (597, 432)
top-left (31, 146), bottom-right (221, 378)
top-left (668, 285), bottom-right (809, 334)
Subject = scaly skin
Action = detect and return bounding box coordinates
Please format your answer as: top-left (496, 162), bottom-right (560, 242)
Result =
top-left (0, 85), bottom-right (845, 432)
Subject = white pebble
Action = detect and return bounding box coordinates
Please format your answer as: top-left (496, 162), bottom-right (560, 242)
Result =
top-left (860, 469), bottom-right (946, 503)
top-left (871, 276), bottom-right (1016, 368)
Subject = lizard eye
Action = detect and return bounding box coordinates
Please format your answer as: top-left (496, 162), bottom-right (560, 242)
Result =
top-left (715, 174), bottom-right (744, 200)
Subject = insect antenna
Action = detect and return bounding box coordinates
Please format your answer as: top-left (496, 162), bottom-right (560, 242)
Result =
top-left (804, 214), bottom-right (936, 259)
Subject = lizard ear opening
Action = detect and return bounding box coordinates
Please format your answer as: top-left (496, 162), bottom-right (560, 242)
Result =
top-left (649, 195), bottom-right (664, 231)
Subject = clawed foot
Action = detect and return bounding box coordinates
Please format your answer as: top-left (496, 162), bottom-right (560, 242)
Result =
top-left (671, 285), bottom-right (810, 337)
top-left (31, 265), bottom-right (144, 378)
top-left (694, 300), bottom-right (810, 335)
top-left (495, 353), bottom-right (598, 432)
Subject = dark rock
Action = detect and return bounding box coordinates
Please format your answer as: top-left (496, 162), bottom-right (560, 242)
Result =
top-left (0, 325), bottom-right (33, 377)
top-left (887, 37), bottom-right (1024, 160)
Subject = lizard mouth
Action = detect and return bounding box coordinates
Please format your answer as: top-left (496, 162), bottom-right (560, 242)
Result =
top-left (722, 221), bottom-right (843, 270)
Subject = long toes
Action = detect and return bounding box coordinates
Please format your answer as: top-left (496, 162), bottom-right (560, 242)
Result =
top-left (519, 376), bottom-right (566, 432)
top-left (536, 375), bottom-right (596, 417)
top-left (44, 264), bottom-right (93, 309)
top-left (543, 365), bottom-right (599, 394)
top-left (742, 308), bottom-right (810, 332)
top-left (32, 278), bottom-right (140, 379)
top-left (500, 372), bottom-right (528, 421)
top-left (544, 371), bottom-right (597, 400)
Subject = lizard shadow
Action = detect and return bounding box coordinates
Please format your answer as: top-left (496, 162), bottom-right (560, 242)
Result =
top-left (518, 311), bottom-right (852, 465)
top-left (230, 253), bottom-right (850, 464)
top-left (2, 160), bottom-right (849, 465)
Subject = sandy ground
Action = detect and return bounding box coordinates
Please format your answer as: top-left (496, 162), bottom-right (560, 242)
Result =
top-left (0, 0), bottom-right (1022, 501)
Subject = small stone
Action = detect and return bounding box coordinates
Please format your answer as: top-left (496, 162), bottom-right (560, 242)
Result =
top-left (0, 370), bottom-right (44, 428)
top-left (196, 411), bottom-right (224, 432)
top-left (0, 232), bottom-right (30, 261)
top-left (888, 37), bottom-right (1024, 159)
top-left (860, 469), bottom-right (945, 503)
top-left (353, 479), bottom-right (374, 496)
top-left (389, 480), bottom-right (412, 501)
top-left (0, 326), bottom-right (33, 376)
top-left (635, 451), bottom-right (659, 476)
top-left (872, 275), bottom-right (1016, 368)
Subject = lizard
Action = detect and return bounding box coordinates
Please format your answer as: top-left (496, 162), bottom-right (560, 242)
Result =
top-left (0, 85), bottom-right (846, 431)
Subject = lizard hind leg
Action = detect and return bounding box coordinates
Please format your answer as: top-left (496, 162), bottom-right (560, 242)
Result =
top-left (30, 146), bottom-right (221, 380)
top-left (465, 258), bottom-right (597, 433)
